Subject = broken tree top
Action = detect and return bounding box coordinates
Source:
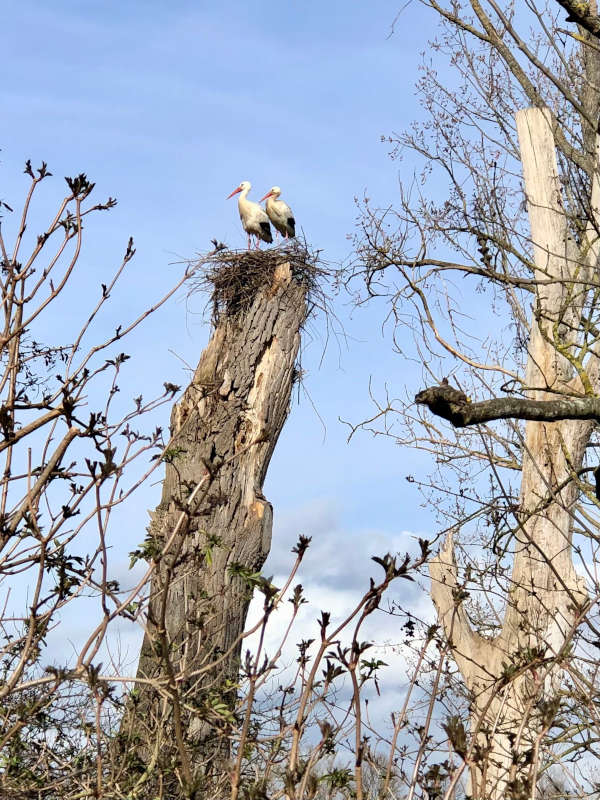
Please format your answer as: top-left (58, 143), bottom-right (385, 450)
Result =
top-left (190, 240), bottom-right (328, 324)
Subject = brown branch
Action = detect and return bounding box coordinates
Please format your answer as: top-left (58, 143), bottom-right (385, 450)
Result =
top-left (0, 406), bottom-right (63, 454)
top-left (555, 0), bottom-right (600, 37)
top-left (415, 383), bottom-right (600, 426)
top-left (7, 426), bottom-right (80, 536)
top-left (427, 0), bottom-right (589, 170)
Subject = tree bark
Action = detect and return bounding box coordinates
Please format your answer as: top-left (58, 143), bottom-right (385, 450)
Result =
top-left (120, 256), bottom-right (310, 798)
top-left (430, 108), bottom-right (595, 799)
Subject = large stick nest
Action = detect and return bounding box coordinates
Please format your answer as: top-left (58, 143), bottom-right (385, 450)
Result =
top-left (189, 240), bottom-right (329, 326)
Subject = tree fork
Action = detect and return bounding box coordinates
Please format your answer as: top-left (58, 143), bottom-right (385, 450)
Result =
top-left (120, 249), bottom-right (317, 798)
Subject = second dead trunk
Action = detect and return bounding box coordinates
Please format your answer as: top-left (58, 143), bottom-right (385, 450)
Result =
top-left (430, 107), bottom-right (593, 800)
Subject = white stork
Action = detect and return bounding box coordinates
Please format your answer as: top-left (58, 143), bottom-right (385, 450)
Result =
top-left (227, 181), bottom-right (273, 249)
top-left (260, 186), bottom-right (296, 240)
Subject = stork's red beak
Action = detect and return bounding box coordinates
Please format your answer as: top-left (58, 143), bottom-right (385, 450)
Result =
top-left (259, 191), bottom-right (272, 202)
top-left (227, 186), bottom-right (242, 199)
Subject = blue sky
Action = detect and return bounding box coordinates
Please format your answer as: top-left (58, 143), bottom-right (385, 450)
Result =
top-left (1, 0), bottom-right (443, 675)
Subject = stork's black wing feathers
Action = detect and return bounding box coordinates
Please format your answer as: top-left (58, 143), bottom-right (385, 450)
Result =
top-left (259, 220), bottom-right (273, 243)
top-left (287, 217), bottom-right (296, 237)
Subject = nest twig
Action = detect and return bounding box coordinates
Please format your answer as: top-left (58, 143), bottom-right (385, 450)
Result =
top-left (189, 239), bottom-right (329, 326)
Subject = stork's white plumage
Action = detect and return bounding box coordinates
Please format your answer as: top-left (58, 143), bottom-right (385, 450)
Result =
top-left (260, 186), bottom-right (296, 240)
top-left (227, 181), bottom-right (273, 249)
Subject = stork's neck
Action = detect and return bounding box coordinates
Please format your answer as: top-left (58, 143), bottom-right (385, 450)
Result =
top-left (238, 185), bottom-right (255, 216)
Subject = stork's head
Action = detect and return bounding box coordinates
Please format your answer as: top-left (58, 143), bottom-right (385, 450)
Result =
top-left (260, 186), bottom-right (281, 202)
top-left (227, 180), bottom-right (251, 199)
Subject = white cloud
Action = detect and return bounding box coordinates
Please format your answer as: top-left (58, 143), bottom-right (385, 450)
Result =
top-left (244, 498), bottom-right (435, 731)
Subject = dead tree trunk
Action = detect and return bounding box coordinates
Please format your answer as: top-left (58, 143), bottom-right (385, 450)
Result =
top-left (429, 107), bottom-right (597, 799)
top-left (120, 250), bottom-right (314, 798)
